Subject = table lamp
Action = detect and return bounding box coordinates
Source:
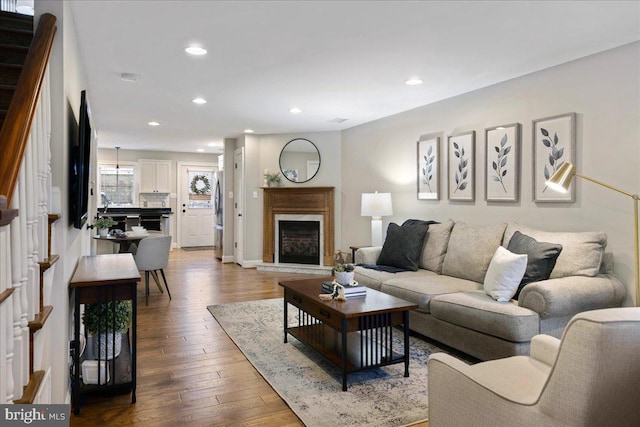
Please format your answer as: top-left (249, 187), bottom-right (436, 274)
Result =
top-left (546, 162), bottom-right (639, 306)
top-left (361, 192), bottom-right (393, 246)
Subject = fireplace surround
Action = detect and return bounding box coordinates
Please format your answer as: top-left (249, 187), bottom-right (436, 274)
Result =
top-left (263, 187), bottom-right (334, 266)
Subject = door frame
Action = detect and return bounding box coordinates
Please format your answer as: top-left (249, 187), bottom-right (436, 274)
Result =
top-left (176, 161), bottom-right (218, 249)
top-left (233, 147), bottom-right (244, 265)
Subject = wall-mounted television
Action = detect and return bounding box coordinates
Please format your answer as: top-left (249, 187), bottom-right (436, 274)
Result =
top-left (69, 90), bottom-right (92, 229)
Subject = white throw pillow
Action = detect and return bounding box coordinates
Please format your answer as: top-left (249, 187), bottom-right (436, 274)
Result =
top-left (483, 246), bottom-right (528, 302)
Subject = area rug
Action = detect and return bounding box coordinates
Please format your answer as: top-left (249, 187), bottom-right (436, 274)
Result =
top-left (208, 298), bottom-right (445, 427)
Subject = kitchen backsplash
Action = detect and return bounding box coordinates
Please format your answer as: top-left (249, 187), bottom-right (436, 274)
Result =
top-left (139, 193), bottom-right (169, 208)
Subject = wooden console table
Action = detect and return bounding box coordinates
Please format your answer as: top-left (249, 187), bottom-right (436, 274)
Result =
top-left (69, 254), bottom-right (140, 414)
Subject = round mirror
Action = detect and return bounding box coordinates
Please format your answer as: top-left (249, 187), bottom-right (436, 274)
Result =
top-left (279, 138), bottom-right (321, 183)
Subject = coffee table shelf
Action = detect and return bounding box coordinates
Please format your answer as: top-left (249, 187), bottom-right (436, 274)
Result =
top-left (287, 322), bottom-right (403, 372)
top-left (279, 277), bottom-right (417, 391)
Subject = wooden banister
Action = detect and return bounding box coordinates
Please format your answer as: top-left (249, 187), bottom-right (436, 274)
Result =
top-left (0, 13), bottom-right (56, 208)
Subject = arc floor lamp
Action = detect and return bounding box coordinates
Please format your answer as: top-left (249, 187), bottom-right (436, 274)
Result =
top-left (546, 162), bottom-right (639, 307)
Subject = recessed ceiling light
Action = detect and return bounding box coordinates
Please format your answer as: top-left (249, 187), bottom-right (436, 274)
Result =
top-left (120, 73), bottom-right (138, 82)
top-left (148, 121), bottom-right (160, 126)
top-left (192, 97), bottom-right (207, 104)
top-left (289, 107), bottom-right (302, 114)
top-left (197, 148), bottom-right (205, 152)
top-left (405, 78), bottom-right (423, 86)
top-left (207, 142), bottom-right (217, 147)
top-left (244, 129), bottom-right (254, 134)
top-left (185, 46), bottom-right (207, 55)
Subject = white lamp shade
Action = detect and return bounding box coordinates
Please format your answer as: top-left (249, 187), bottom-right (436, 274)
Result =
top-left (361, 192), bottom-right (393, 217)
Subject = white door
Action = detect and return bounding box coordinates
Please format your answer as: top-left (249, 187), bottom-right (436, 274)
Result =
top-left (233, 148), bottom-right (244, 264)
top-left (179, 164), bottom-right (216, 247)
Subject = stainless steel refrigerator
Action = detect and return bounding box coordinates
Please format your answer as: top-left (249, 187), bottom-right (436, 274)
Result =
top-left (213, 171), bottom-right (223, 260)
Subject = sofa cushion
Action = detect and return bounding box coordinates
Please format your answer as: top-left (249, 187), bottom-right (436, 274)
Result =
top-left (442, 222), bottom-right (507, 283)
top-left (381, 272), bottom-right (481, 313)
top-left (420, 219), bottom-right (455, 274)
top-left (377, 221), bottom-right (430, 271)
top-left (483, 246), bottom-right (528, 302)
top-left (430, 291), bottom-right (540, 342)
top-left (354, 265), bottom-right (410, 291)
top-left (504, 223), bottom-right (606, 279)
top-left (507, 231), bottom-right (563, 299)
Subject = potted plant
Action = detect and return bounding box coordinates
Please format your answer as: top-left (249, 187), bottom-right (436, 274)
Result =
top-left (333, 250), bottom-right (355, 285)
top-left (264, 171), bottom-right (282, 187)
top-left (82, 301), bottom-right (132, 360)
top-left (94, 216), bottom-right (116, 237)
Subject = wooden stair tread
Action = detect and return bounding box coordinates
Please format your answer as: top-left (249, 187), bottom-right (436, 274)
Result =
top-left (28, 305), bottom-right (53, 332)
top-left (0, 195), bottom-right (19, 227)
top-left (38, 254), bottom-right (59, 272)
top-left (13, 370), bottom-right (45, 404)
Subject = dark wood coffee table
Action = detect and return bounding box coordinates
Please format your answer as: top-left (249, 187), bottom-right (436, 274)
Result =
top-left (279, 277), bottom-right (418, 391)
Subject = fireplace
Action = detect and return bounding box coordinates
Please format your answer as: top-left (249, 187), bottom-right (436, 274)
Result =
top-left (263, 187), bottom-right (334, 266)
top-left (278, 220), bottom-right (320, 264)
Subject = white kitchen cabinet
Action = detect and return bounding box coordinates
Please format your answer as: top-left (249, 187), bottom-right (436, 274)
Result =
top-left (139, 160), bottom-right (171, 193)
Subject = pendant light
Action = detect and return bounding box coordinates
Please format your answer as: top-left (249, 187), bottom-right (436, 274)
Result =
top-left (115, 146), bottom-right (120, 204)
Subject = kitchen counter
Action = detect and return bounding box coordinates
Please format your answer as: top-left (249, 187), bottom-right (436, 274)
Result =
top-left (97, 207), bottom-right (173, 216)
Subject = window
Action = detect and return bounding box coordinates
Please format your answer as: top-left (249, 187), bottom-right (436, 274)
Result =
top-left (98, 163), bottom-right (137, 207)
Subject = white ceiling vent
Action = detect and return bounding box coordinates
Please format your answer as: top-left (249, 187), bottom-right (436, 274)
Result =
top-left (329, 118), bottom-right (348, 124)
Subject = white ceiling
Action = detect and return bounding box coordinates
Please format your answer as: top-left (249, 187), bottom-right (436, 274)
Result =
top-left (68, 1), bottom-right (640, 154)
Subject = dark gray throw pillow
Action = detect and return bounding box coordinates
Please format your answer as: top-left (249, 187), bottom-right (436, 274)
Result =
top-left (377, 221), bottom-right (431, 271)
top-left (507, 231), bottom-right (563, 299)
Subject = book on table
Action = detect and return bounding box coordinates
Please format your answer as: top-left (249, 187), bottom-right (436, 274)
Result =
top-left (322, 281), bottom-right (367, 297)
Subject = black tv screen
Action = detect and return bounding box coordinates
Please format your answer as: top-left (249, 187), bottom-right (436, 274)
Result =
top-left (69, 90), bottom-right (92, 229)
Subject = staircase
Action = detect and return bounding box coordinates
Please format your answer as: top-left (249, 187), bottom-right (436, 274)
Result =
top-left (0, 9), bottom-right (58, 405)
top-left (0, 10), bottom-right (32, 131)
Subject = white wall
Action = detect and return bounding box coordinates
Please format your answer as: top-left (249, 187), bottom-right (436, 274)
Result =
top-left (342, 42), bottom-right (640, 306)
top-left (35, 0), bottom-right (91, 403)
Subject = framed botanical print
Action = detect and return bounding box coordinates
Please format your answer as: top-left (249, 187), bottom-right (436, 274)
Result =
top-left (533, 113), bottom-right (576, 202)
top-left (448, 131), bottom-right (475, 201)
top-left (485, 123), bottom-right (521, 202)
top-left (417, 134), bottom-right (440, 200)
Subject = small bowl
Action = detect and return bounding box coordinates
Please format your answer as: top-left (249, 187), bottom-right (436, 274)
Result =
top-left (131, 226), bottom-right (146, 234)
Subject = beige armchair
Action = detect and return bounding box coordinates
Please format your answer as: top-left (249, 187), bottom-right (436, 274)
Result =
top-left (428, 307), bottom-right (640, 427)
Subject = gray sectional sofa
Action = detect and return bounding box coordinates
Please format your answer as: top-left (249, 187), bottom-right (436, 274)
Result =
top-left (354, 220), bottom-right (626, 361)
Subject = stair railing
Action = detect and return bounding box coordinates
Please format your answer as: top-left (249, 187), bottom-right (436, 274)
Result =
top-left (0, 12), bottom-right (56, 404)
top-left (0, 13), bottom-right (56, 209)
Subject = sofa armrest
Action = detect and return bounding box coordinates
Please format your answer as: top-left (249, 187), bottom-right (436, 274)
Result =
top-left (354, 246), bottom-right (382, 265)
top-left (529, 334), bottom-right (560, 367)
top-left (518, 273), bottom-right (626, 319)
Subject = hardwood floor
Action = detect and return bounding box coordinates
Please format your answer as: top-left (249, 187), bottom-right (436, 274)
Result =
top-left (70, 249), bottom-right (428, 426)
